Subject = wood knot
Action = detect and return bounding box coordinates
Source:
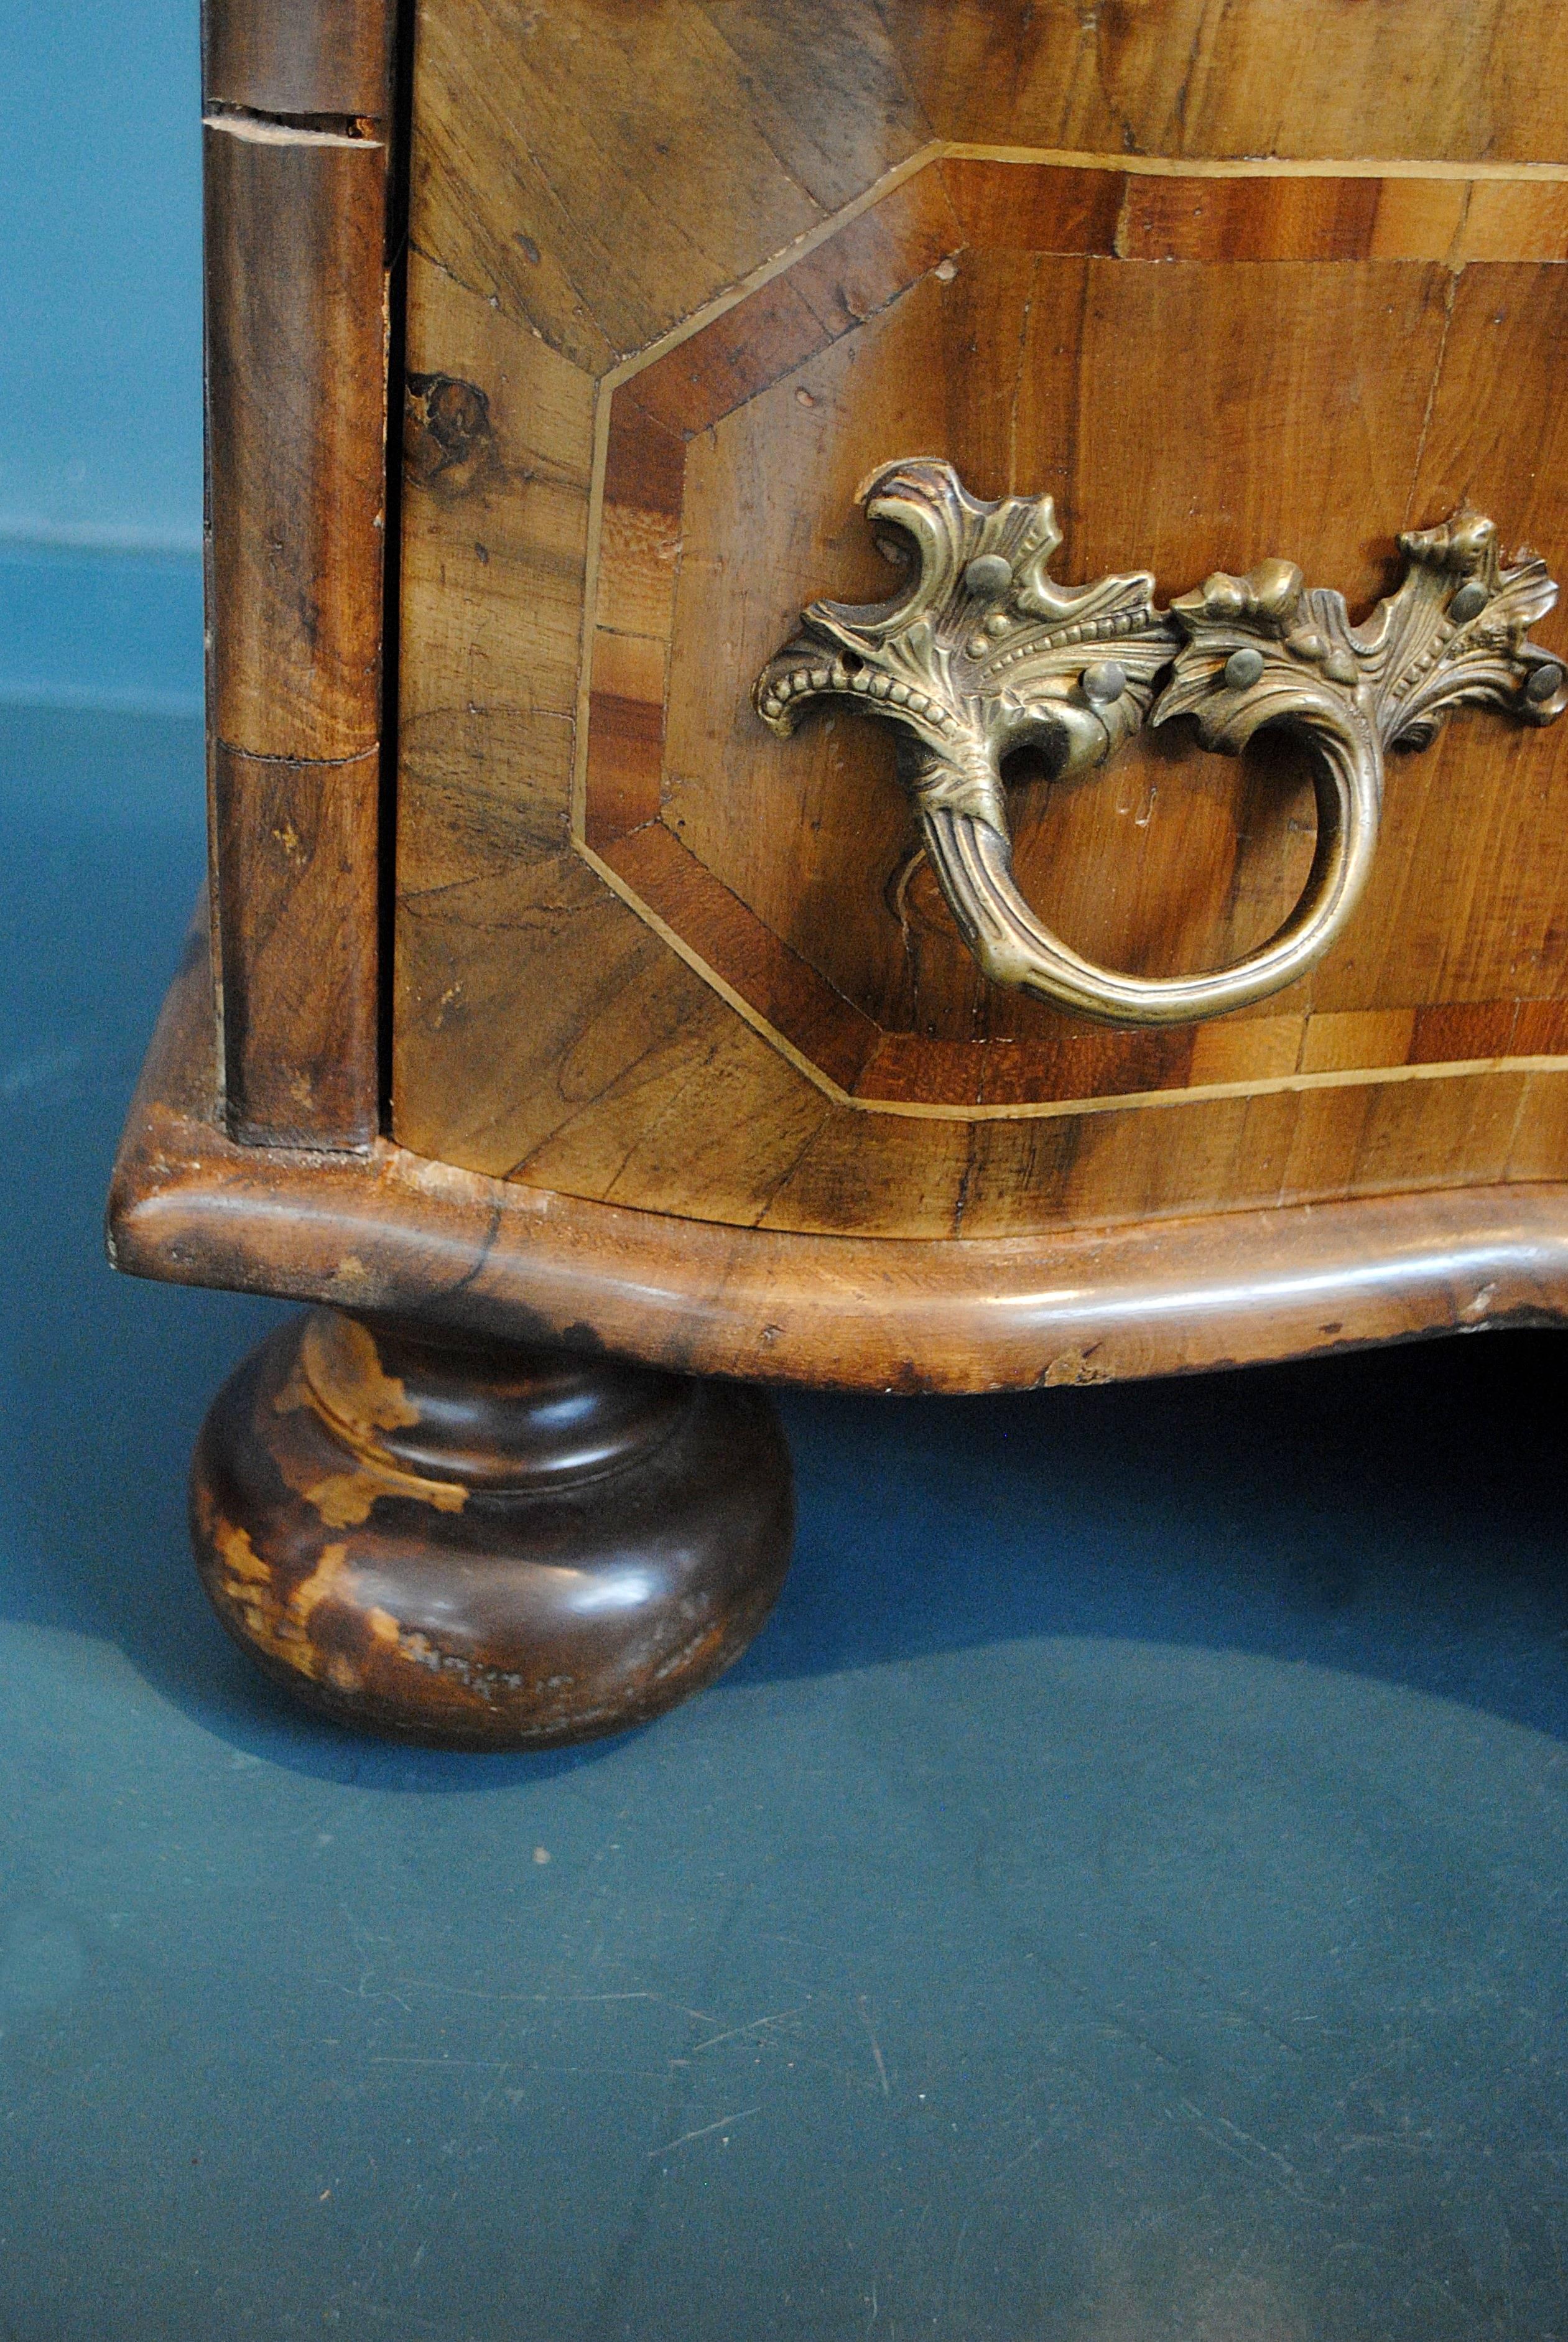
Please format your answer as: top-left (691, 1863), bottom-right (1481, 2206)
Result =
top-left (406, 371), bottom-right (498, 491)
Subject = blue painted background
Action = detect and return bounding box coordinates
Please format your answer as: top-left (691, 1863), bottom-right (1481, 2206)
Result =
top-left (0, 0), bottom-right (203, 713)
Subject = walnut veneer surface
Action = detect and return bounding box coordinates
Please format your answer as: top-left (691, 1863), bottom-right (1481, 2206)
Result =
top-left (391, 1), bottom-right (1568, 1240)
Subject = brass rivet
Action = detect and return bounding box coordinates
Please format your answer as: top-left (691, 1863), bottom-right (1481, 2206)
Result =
top-left (1224, 646), bottom-right (1265, 690)
top-left (1526, 661), bottom-right (1564, 703)
top-left (963, 554), bottom-right (1013, 598)
top-left (1449, 580), bottom-right (1488, 623)
top-left (1081, 659), bottom-right (1126, 704)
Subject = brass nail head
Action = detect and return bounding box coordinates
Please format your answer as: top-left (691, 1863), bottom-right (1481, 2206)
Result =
top-left (963, 554), bottom-right (1013, 598)
top-left (1082, 659), bottom-right (1127, 704)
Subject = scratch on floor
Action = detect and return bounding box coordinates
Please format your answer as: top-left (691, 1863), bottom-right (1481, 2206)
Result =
top-left (690, 2007), bottom-right (806, 2053)
top-left (857, 1995), bottom-right (892, 2097)
top-left (649, 2105), bottom-right (761, 2157)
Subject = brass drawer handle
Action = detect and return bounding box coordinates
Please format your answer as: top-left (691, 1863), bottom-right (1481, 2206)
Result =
top-left (756, 462), bottom-right (1564, 1028)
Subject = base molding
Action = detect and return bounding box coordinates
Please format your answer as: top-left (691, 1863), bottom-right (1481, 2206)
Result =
top-left (111, 918), bottom-right (1568, 1393)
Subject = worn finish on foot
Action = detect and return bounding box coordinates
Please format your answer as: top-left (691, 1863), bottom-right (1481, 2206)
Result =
top-left (190, 1309), bottom-right (794, 1747)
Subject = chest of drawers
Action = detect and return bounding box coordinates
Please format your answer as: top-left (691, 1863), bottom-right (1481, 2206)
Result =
top-left (111, 0), bottom-right (1568, 1744)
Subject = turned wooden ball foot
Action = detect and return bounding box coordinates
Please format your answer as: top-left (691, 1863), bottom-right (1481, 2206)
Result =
top-left (188, 1309), bottom-right (794, 1747)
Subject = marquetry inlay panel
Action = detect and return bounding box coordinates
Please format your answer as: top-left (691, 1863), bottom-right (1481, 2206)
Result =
top-left (394, 0), bottom-right (1568, 1235)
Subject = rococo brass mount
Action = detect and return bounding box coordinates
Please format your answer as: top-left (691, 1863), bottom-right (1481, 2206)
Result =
top-left (755, 460), bottom-right (1566, 1028)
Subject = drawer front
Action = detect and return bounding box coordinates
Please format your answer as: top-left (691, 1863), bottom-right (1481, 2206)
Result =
top-left (392, 1), bottom-right (1568, 1237)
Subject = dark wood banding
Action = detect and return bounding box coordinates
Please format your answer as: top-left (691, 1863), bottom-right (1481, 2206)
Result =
top-left (1119, 172), bottom-right (1382, 263)
top-left (626, 170), bottom-right (962, 441)
top-left (598, 824), bottom-right (883, 1095)
top-left (940, 159), bottom-right (1125, 253)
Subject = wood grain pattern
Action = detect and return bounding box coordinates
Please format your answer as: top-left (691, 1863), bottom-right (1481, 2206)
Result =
top-left (1457, 181), bottom-right (1568, 264)
top-left (595, 403), bottom-right (684, 648)
top-left (391, 9), bottom-right (1568, 1239)
top-left (213, 746), bottom-right (383, 1147)
top-left (893, 1), bottom-right (1568, 164)
top-left (111, 920), bottom-right (1568, 1388)
top-left (625, 169), bottom-right (962, 440)
top-left (942, 157), bottom-right (1123, 253)
top-left (597, 823), bottom-right (881, 1094)
top-left (203, 0), bottom-right (394, 1152)
top-left (205, 123), bottom-right (387, 763)
top-left (205, 0), bottom-right (392, 118)
top-left (1118, 173), bottom-right (1383, 263)
top-left (409, 0), bottom-right (931, 374)
top-left (392, 244), bottom-right (601, 1171)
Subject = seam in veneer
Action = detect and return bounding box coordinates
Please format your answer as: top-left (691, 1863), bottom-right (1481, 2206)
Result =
top-left (1403, 264), bottom-right (1460, 531)
top-left (595, 144), bottom-right (1568, 449)
top-left (572, 381), bottom-right (618, 840)
top-left (1443, 182), bottom-right (1475, 272)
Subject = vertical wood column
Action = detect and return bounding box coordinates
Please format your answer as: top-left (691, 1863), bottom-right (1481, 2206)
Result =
top-left (203, 0), bottom-right (396, 1148)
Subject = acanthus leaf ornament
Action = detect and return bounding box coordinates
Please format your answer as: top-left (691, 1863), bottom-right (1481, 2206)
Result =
top-left (754, 458), bottom-right (1177, 841)
top-left (754, 467), bottom-right (1565, 1028)
top-left (1157, 509), bottom-right (1566, 759)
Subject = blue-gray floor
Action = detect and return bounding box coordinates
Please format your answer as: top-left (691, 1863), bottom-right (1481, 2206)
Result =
top-left (2, 705), bottom-right (1566, 2341)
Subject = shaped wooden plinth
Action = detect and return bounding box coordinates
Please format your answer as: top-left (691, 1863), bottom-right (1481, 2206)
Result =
top-left (190, 1308), bottom-right (794, 1747)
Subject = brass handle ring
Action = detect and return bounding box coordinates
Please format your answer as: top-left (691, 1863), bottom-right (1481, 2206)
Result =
top-left (755, 462), bottom-right (1564, 1029)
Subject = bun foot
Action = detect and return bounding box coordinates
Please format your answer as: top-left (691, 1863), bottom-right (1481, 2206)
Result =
top-left (188, 1309), bottom-right (794, 1747)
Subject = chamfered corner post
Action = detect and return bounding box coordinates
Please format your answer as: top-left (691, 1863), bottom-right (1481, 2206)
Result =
top-left (202, 0), bottom-right (394, 1152)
